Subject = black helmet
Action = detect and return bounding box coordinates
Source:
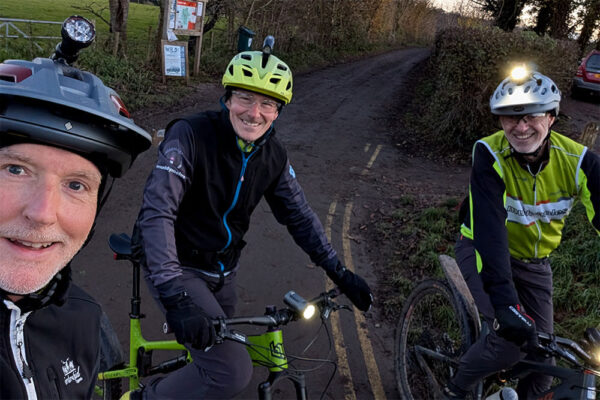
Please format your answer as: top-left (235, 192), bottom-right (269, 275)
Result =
top-left (0, 16), bottom-right (151, 178)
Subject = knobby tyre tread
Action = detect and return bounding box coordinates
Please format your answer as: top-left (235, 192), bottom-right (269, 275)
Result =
top-left (395, 278), bottom-right (474, 400)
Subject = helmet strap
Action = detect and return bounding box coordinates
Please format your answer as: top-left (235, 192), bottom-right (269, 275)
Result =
top-left (1, 265), bottom-right (71, 312)
top-left (510, 130), bottom-right (551, 167)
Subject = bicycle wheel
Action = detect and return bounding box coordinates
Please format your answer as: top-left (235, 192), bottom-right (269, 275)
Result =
top-left (395, 279), bottom-right (474, 400)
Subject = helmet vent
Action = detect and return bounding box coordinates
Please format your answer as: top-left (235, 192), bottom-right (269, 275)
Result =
top-left (277, 64), bottom-right (287, 71)
top-left (0, 75), bottom-right (15, 83)
top-left (228, 65), bottom-right (234, 75)
top-left (508, 88), bottom-right (513, 95)
top-left (286, 82), bottom-right (291, 90)
top-left (241, 54), bottom-right (252, 61)
top-left (242, 69), bottom-right (253, 77)
top-left (524, 85), bottom-right (531, 93)
top-left (541, 88), bottom-right (547, 95)
top-left (270, 77), bottom-right (280, 84)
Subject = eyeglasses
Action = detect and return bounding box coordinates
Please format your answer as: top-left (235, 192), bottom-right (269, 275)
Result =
top-left (501, 113), bottom-right (548, 125)
top-left (231, 90), bottom-right (279, 113)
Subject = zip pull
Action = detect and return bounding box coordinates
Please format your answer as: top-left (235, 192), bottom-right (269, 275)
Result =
top-left (16, 340), bottom-right (33, 381)
top-left (15, 319), bottom-right (33, 381)
top-left (20, 356), bottom-right (34, 381)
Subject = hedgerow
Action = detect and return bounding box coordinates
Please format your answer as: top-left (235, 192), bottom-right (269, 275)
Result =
top-left (409, 26), bottom-right (579, 154)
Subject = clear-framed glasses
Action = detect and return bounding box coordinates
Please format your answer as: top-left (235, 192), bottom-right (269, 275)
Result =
top-left (501, 113), bottom-right (548, 125)
top-left (231, 90), bottom-right (279, 113)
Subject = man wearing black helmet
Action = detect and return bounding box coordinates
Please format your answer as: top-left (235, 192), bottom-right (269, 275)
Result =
top-left (0, 16), bottom-right (152, 399)
top-left (131, 48), bottom-right (373, 398)
top-left (442, 68), bottom-right (600, 399)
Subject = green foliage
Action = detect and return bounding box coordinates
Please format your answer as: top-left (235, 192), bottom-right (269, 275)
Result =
top-left (375, 197), bottom-right (460, 318)
top-left (409, 26), bottom-right (579, 154)
top-left (381, 196), bottom-right (600, 343)
top-left (550, 202), bottom-right (600, 338)
top-left (0, 0), bottom-right (159, 37)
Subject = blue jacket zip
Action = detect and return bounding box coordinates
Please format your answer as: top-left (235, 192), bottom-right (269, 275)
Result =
top-left (218, 145), bottom-right (257, 260)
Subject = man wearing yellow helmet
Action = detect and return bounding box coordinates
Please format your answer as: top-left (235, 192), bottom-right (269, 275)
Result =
top-left (131, 49), bottom-right (373, 399)
top-left (443, 69), bottom-right (600, 399)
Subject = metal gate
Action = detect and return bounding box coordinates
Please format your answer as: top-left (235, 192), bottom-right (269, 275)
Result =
top-left (0, 17), bottom-right (61, 51)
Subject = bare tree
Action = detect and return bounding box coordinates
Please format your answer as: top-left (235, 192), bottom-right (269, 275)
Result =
top-left (577, 0), bottom-right (600, 53)
top-left (72, 2), bottom-right (111, 28)
top-left (533, 0), bottom-right (553, 34)
top-left (471, 0), bottom-right (528, 30)
top-left (109, 0), bottom-right (130, 54)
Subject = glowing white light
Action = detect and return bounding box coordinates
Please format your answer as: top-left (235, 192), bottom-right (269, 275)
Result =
top-left (511, 66), bottom-right (528, 82)
top-left (303, 304), bottom-right (316, 320)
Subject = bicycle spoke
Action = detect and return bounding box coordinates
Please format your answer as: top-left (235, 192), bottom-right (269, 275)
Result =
top-left (396, 279), bottom-right (473, 400)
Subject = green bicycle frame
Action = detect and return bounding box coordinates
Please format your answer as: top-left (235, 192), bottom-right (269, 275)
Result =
top-left (97, 318), bottom-right (189, 391)
top-left (247, 329), bottom-right (288, 372)
top-left (97, 321), bottom-right (289, 392)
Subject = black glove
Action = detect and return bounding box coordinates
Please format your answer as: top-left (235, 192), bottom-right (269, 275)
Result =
top-left (160, 292), bottom-right (215, 350)
top-left (325, 262), bottom-right (373, 312)
top-left (493, 304), bottom-right (536, 346)
top-left (582, 327), bottom-right (600, 353)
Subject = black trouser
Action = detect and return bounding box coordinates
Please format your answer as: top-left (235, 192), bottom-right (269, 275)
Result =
top-left (143, 266), bottom-right (253, 400)
top-left (450, 236), bottom-right (555, 399)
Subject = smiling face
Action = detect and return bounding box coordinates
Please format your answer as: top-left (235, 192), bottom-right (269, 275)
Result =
top-left (225, 89), bottom-right (280, 142)
top-left (500, 113), bottom-right (555, 157)
top-left (0, 143), bottom-right (101, 298)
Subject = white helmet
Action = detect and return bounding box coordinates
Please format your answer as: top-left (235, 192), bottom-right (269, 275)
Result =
top-left (490, 71), bottom-right (561, 116)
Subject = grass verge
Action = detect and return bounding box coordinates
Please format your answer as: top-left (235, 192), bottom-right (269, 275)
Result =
top-left (375, 197), bottom-right (600, 341)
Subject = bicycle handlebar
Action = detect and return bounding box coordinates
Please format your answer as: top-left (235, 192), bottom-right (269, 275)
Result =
top-left (213, 288), bottom-right (347, 345)
top-left (531, 331), bottom-right (600, 370)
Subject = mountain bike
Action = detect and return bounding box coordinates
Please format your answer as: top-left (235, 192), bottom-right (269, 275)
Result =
top-left (394, 254), bottom-right (600, 399)
top-left (95, 233), bottom-right (349, 400)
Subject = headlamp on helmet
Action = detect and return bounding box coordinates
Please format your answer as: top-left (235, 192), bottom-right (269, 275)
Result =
top-left (490, 69), bottom-right (561, 116)
top-left (0, 15), bottom-right (152, 178)
top-left (222, 36), bottom-right (293, 105)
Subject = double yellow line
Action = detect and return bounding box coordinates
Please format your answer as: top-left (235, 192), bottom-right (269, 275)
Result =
top-left (323, 144), bottom-right (386, 400)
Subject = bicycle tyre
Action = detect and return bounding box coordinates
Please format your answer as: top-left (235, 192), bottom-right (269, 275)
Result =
top-left (395, 278), bottom-right (474, 400)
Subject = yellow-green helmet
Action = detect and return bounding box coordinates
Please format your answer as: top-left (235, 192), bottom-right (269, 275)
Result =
top-left (222, 51), bottom-right (293, 104)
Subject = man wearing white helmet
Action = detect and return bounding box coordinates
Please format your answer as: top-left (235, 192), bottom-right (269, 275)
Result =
top-left (0, 16), bottom-right (151, 399)
top-left (443, 68), bottom-right (600, 399)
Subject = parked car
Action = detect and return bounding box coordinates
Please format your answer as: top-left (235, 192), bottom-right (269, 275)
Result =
top-left (572, 49), bottom-right (600, 98)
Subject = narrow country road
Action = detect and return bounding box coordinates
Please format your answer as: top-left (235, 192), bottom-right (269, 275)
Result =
top-left (75, 47), bottom-right (439, 399)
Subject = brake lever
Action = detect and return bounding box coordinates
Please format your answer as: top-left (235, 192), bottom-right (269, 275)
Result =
top-left (214, 318), bottom-right (251, 345)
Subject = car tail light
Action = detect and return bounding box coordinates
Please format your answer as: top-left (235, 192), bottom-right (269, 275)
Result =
top-left (576, 65), bottom-right (584, 77)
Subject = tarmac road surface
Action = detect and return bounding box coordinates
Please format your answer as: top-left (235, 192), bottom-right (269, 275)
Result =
top-left (75, 47), bottom-right (432, 399)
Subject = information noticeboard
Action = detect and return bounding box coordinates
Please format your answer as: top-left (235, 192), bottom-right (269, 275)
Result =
top-left (161, 40), bottom-right (189, 81)
top-left (168, 0), bottom-right (205, 36)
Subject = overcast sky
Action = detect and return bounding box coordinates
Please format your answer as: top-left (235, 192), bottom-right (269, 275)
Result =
top-left (432, 0), bottom-right (461, 12)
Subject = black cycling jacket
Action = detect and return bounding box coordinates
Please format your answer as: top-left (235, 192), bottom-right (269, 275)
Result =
top-left (0, 272), bottom-right (101, 399)
top-left (134, 109), bottom-right (338, 293)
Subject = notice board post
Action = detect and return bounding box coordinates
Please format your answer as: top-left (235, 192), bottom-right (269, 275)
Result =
top-left (163, 0), bottom-right (208, 78)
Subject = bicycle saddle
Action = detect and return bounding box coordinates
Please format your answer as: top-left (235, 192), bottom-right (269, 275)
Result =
top-left (109, 233), bottom-right (133, 258)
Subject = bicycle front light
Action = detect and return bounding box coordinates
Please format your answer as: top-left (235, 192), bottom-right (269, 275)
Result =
top-left (284, 291), bottom-right (316, 320)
